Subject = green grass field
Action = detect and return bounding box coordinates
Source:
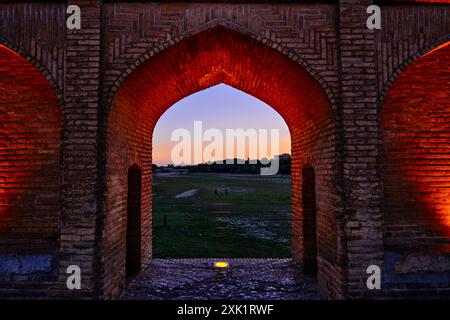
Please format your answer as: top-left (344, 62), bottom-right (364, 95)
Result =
top-left (152, 171), bottom-right (291, 258)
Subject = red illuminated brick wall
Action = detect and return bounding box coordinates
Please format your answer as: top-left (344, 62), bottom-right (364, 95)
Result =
top-left (382, 43), bottom-right (450, 250)
top-left (0, 45), bottom-right (61, 253)
top-left (102, 2), bottom-right (340, 108)
top-left (0, 3), bottom-right (66, 89)
top-left (380, 41), bottom-right (450, 297)
top-left (292, 115), bottom-right (340, 298)
top-left (376, 4), bottom-right (450, 97)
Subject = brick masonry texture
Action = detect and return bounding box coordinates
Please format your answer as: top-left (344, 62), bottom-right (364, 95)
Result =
top-left (0, 45), bottom-right (61, 297)
top-left (338, 0), bottom-right (384, 299)
top-left (105, 26), bottom-right (335, 298)
top-left (0, 47), bottom-right (61, 254)
top-left (0, 0), bottom-right (449, 299)
top-left (381, 43), bottom-right (450, 295)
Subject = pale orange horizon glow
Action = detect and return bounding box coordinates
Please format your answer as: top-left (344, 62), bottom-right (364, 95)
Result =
top-left (153, 137), bottom-right (291, 166)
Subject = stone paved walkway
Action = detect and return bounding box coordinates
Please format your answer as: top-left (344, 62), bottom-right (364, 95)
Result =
top-left (122, 259), bottom-right (319, 300)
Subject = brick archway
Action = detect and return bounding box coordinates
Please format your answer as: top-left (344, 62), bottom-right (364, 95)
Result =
top-left (379, 35), bottom-right (450, 108)
top-left (0, 44), bottom-right (61, 285)
top-left (0, 39), bottom-right (63, 102)
top-left (103, 26), bottom-right (341, 299)
top-left (103, 19), bottom-right (338, 110)
top-left (381, 40), bottom-right (450, 295)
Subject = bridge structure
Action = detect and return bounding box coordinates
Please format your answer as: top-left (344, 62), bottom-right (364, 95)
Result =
top-left (0, 0), bottom-right (449, 299)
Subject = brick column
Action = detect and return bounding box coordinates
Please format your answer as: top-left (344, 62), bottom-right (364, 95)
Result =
top-left (338, 0), bottom-right (384, 298)
top-left (55, 0), bottom-right (102, 298)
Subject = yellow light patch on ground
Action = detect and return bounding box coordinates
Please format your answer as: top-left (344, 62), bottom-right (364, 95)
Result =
top-left (214, 261), bottom-right (229, 268)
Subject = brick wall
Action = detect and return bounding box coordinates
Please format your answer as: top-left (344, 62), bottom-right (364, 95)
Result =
top-left (103, 71), bottom-right (153, 298)
top-left (376, 4), bottom-right (450, 97)
top-left (102, 2), bottom-right (340, 110)
top-left (381, 42), bottom-right (450, 297)
top-left (338, 0), bottom-right (384, 298)
top-left (292, 117), bottom-right (341, 298)
top-left (0, 3), bottom-right (66, 90)
top-left (284, 97), bottom-right (340, 300)
top-left (55, 0), bottom-right (102, 298)
top-left (0, 45), bottom-right (61, 252)
top-left (0, 45), bottom-right (61, 297)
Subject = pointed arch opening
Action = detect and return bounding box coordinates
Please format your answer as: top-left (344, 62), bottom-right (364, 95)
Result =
top-left (151, 83), bottom-right (292, 258)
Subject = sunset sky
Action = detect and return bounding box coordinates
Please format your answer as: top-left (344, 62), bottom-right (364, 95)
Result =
top-left (152, 84), bottom-right (291, 166)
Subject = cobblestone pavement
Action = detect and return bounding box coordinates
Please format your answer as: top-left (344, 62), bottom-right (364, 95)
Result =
top-left (122, 259), bottom-right (319, 300)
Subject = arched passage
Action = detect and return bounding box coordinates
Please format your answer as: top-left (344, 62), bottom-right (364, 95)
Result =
top-left (382, 41), bottom-right (450, 287)
top-left (103, 26), bottom-right (339, 298)
top-left (0, 45), bottom-right (61, 260)
top-left (126, 165), bottom-right (142, 277)
top-left (151, 84), bottom-right (293, 258)
top-left (302, 166), bottom-right (317, 274)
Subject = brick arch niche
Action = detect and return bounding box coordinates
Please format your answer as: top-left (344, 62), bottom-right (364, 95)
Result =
top-left (104, 26), bottom-right (341, 298)
top-left (381, 41), bottom-right (450, 294)
top-left (0, 45), bottom-right (61, 281)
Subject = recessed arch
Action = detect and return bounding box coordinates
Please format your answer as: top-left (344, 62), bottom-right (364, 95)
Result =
top-left (302, 165), bottom-right (318, 274)
top-left (381, 40), bottom-right (450, 251)
top-left (0, 43), bottom-right (61, 256)
top-left (102, 25), bottom-right (340, 298)
top-left (126, 164), bottom-right (142, 277)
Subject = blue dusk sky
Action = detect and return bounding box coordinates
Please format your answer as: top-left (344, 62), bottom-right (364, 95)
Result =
top-left (152, 84), bottom-right (291, 166)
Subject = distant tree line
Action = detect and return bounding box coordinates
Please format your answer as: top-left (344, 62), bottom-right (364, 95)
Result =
top-left (153, 154), bottom-right (291, 175)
